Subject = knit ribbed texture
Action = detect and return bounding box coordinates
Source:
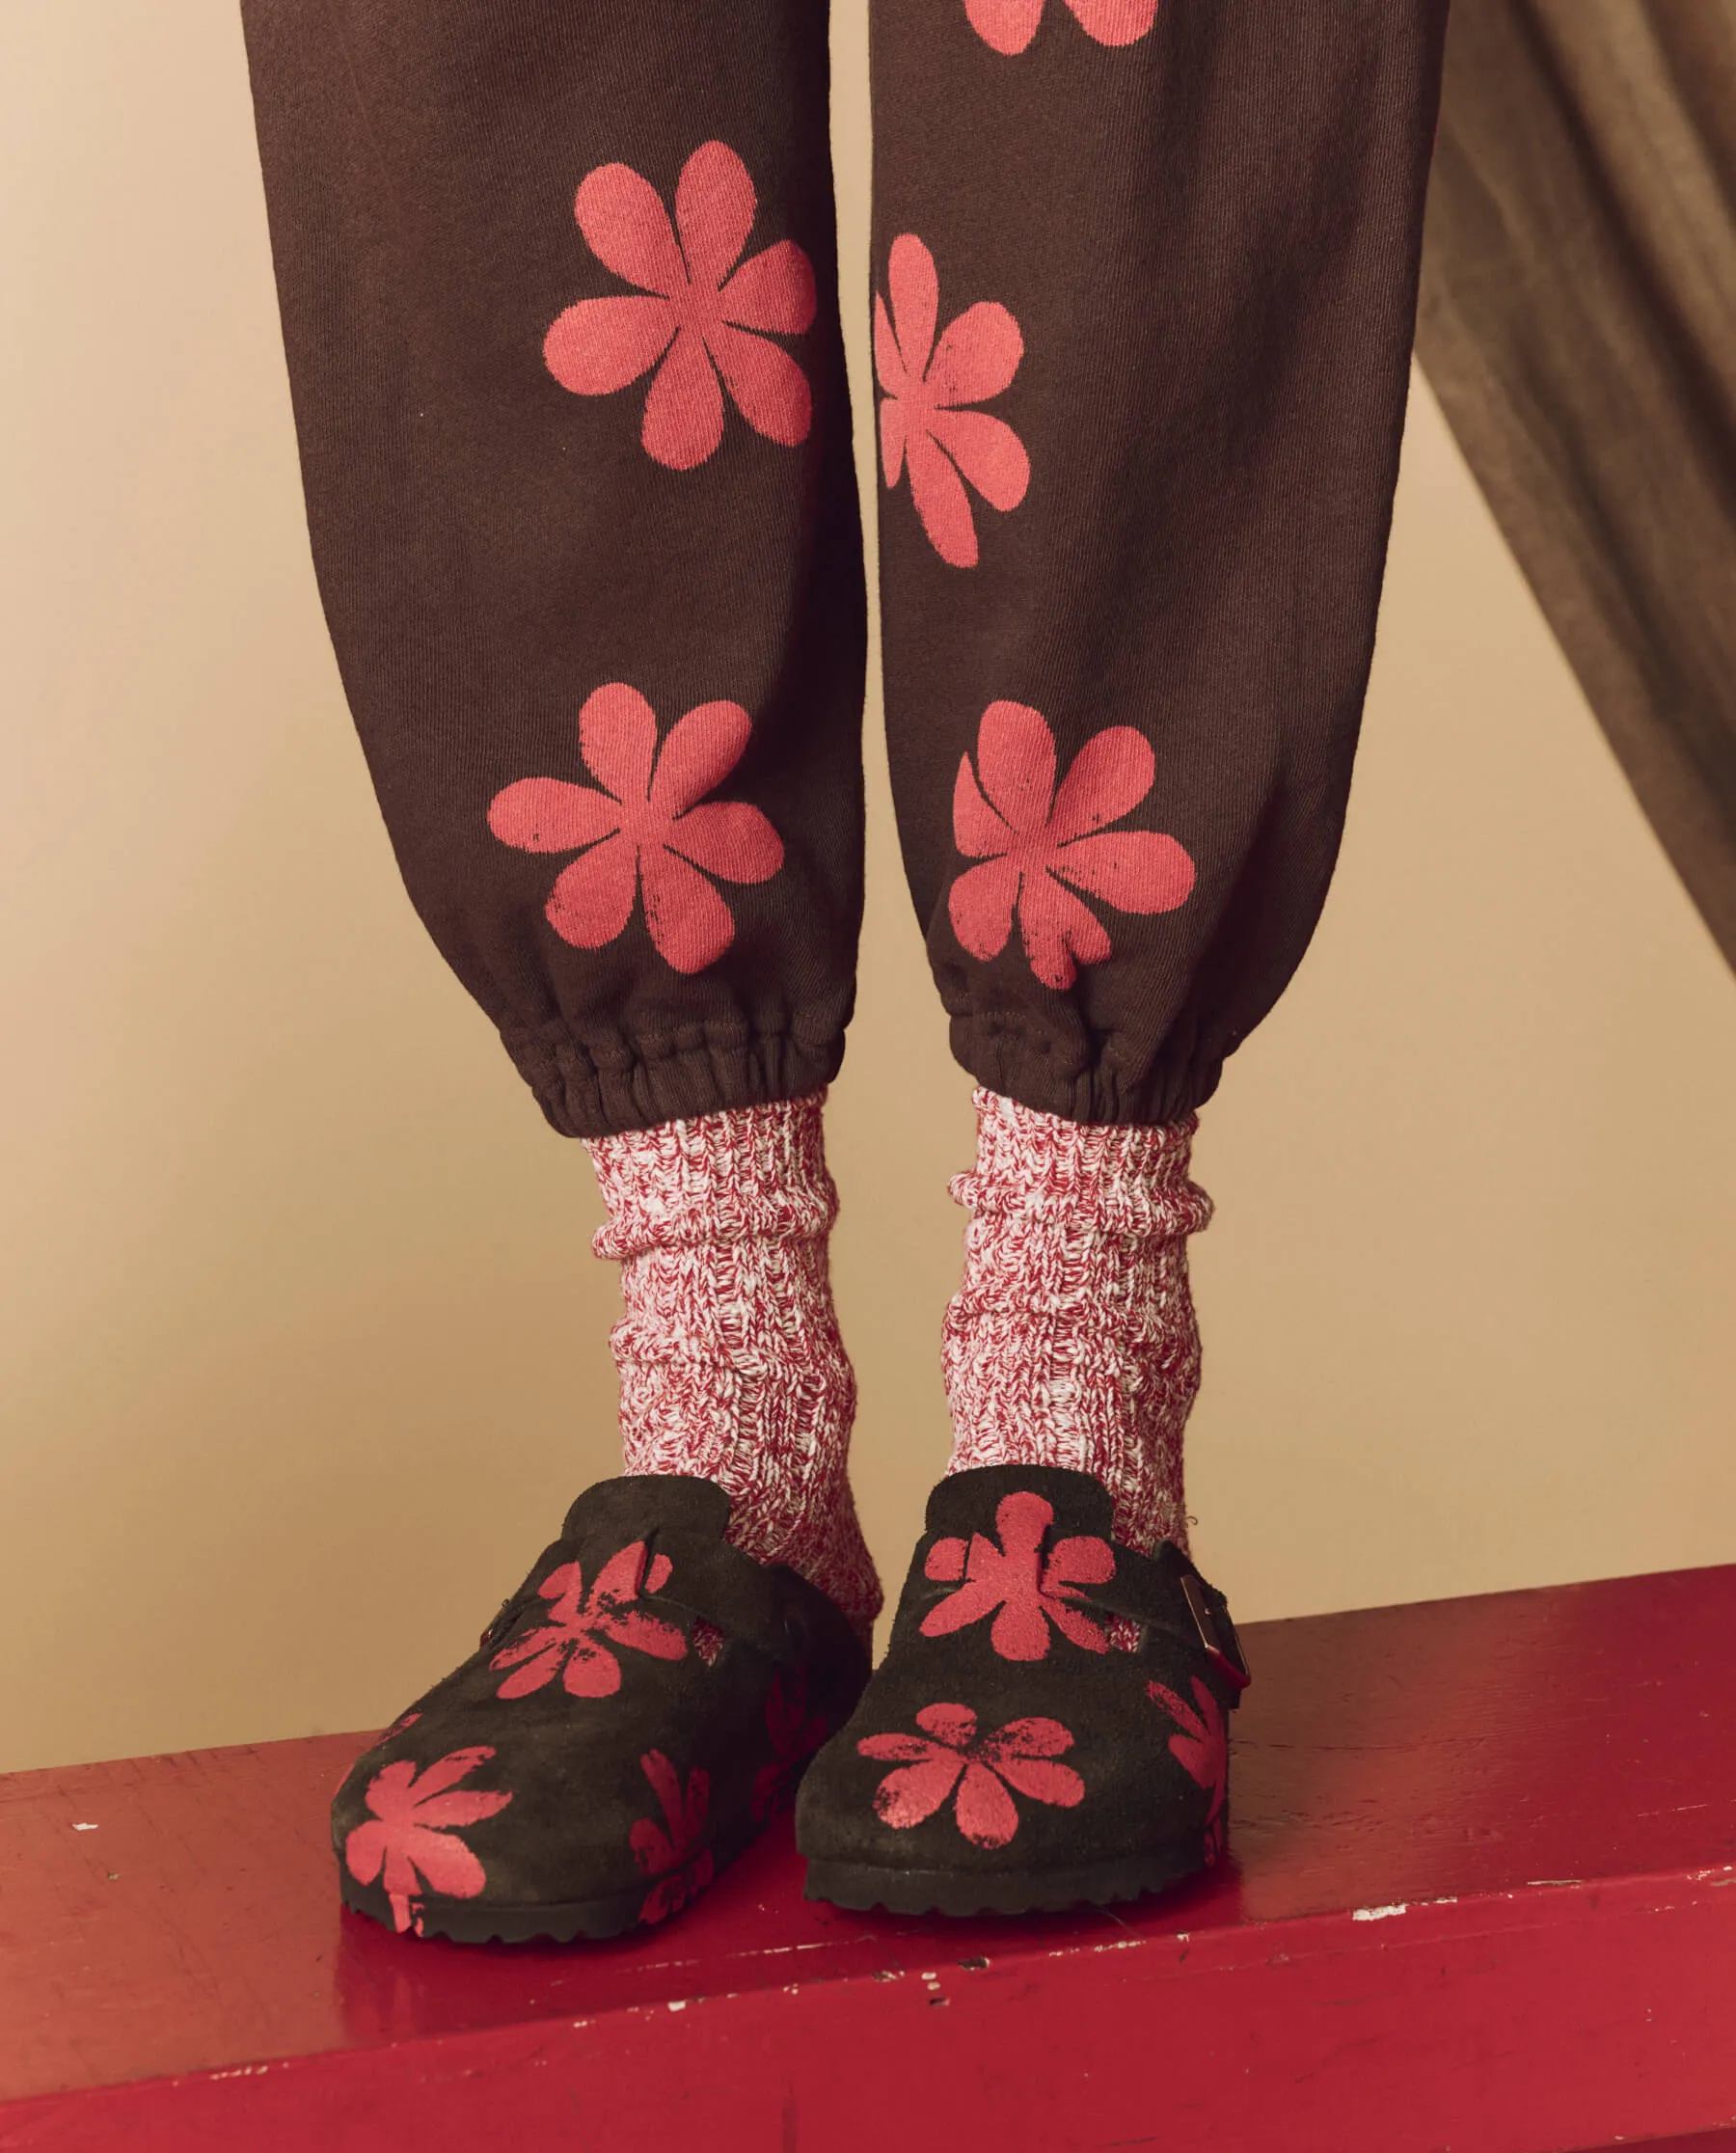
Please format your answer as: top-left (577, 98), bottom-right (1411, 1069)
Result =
top-left (942, 1089), bottom-right (1213, 1554)
top-left (584, 1091), bottom-right (881, 1636)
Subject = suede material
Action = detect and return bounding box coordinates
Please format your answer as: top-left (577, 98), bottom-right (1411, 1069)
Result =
top-left (333, 1476), bottom-right (868, 1937)
top-left (796, 1466), bottom-right (1243, 1888)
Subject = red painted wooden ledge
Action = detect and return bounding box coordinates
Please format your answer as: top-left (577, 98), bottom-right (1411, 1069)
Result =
top-left (4, 1566), bottom-right (1735, 2152)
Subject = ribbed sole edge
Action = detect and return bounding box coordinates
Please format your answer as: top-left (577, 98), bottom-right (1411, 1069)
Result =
top-left (800, 1841), bottom-right (1207, 1919)
top-left (338, 1814), bottom-right (765, 1945)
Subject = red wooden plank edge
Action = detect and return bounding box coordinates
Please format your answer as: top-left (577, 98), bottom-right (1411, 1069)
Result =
top-left (4, 1565), bottom-right (1735, 2152)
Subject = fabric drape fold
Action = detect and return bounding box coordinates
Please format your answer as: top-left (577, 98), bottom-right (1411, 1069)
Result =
top-left (1418, 0), bottom-right (1736, 972)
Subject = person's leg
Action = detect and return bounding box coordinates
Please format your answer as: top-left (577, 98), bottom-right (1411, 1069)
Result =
top-left (877, 0), bottom-right (1449, 1548)
top-left (243, 0), bottom-right (874, 1942)
top-left (243, 0), bottom-right (877, 1622)
top-left (942, 1093), bottom-right (1210, 1555)
top-left (799, 0), bottom-right (1449, 1914)
top-left (585, 1093), bottom-right (877, 1632)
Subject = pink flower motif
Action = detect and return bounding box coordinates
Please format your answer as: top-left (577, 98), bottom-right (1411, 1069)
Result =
top-left (874, 234), bottom-right (1029, 568)
top-left (343, 1746), bottom-right (512, 1935)
top-left (631, 1750), bottom-right (716, 1923)
top-left (750, 1667), bottom-right (830, 1820)
top-left (487, 684), bottom-right (784, 973)
top-left (1149, 1675), bottom-right (1229, 1864)
top-left (949, 700), bottom-right (1196, 990)
top-left (489, 1540), bottom-right (687, 1701)
top-left (858, 1704), bottom-right (1083, 1849)
top-left (963, 0), bottom-right (1159, 55)
top-left (543, 141), bottom-right (816, 471)
top-left (921, 1490), bottom-right (1114, 1661)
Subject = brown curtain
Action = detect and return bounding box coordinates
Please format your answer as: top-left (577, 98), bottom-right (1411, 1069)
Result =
top-left (1417, 0), bottom-right (1736, 971)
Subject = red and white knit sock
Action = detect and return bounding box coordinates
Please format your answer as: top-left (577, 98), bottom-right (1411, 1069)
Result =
top-left (941, 1088), bottom-right (1213, 1554)
top-left (584, 1092), bottom-right (881, 1638)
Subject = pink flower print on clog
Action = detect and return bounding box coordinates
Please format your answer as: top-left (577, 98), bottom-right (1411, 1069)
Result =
top-left (488, 1540), bottom-right (687, 1701)
top-left (750, 1667), bottom-right (831, 1821)
top-left (857, 1704), bottom-right (1083, 1849)
top-left (1149, 1675), bottom-right (1229, 1864)
top-left (342, 1746), bottom-right (512, 1935)
top-left (921, 1489), bottom-right (1115, 1660)
top-left (631, 1750), bottom-right (716, 1923)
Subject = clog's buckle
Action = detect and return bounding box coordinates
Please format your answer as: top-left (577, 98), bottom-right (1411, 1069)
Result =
top-left (1180, 1572), bottom-right (1251, 1692)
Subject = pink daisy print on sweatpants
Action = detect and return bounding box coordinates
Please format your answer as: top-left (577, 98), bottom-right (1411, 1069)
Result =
top-left (964, 0), bottom-right (1159, 55)
top-left (875, 234), bottom-right (1029, 569)
top-left (544, 142), bottom-right (816, 471)
top-left (950, 700), bottom-right (1196, 990)
top-left (488, 684), bottom-right (784, 973)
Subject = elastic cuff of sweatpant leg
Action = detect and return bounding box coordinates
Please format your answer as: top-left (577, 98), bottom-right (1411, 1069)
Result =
top-left (502, 1011), bottom-right (848, 1140)
top-left (948, 1009), bottom-right (1229, 1129)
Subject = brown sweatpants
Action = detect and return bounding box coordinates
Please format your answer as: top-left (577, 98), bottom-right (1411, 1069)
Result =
top-left (242, 0), bottom-right (1449, 1138)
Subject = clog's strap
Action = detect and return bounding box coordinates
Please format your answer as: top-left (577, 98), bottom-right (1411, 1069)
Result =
top-left (643, 1528), bottom-right (804, 1665)
top-left (477, 1524), bottom-right (802, 1665)
top-left (1073, 1545), bottom-right (1252, 1699)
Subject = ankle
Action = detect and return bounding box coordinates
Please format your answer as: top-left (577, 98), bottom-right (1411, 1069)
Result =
top-left (584, 1093), bottom-right (881, 1632)
top-left (940, 1089), bottom-right (1209, 1556)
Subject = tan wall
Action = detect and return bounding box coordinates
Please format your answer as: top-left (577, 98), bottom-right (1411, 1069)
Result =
top-left (3, 2), bottom-right (1733, 1775)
